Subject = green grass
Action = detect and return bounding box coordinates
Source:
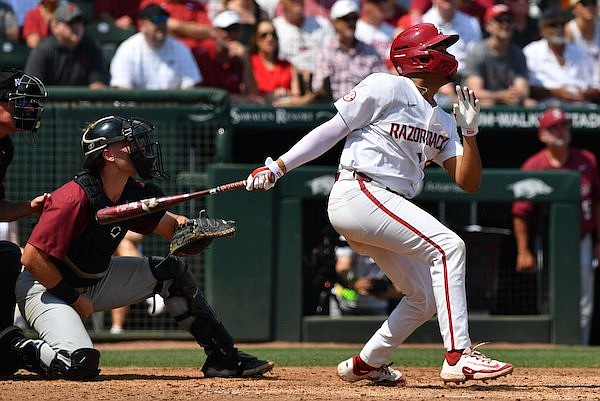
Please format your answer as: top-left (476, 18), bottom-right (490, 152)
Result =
top-left (100, 346), bottom-right (600, 368)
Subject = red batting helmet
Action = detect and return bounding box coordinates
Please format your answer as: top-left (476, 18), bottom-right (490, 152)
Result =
top-left (390, 23), bottom-right (459, 80)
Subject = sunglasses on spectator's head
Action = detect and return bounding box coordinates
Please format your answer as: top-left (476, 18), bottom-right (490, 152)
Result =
top-left (149, 14), bottom-right (168, 24)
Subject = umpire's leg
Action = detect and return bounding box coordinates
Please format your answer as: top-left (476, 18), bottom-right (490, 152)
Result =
top-left (0, 241), bottom-right (22, 330)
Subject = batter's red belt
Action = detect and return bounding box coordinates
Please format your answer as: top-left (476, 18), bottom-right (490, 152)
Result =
top-left (335, 170), bottom-right (402, 196)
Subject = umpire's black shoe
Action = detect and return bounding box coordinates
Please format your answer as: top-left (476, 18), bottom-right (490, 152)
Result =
top-left (201, 349), bottom-right (274, 378)
top-left (0, 325), bottom-right (25, 375)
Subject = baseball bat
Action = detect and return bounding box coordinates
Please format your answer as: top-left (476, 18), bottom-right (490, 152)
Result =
top-left (96, 179), bottom-right (247, 225)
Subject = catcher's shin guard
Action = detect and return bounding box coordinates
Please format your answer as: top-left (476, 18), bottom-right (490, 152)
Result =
top-left (155, 256), bottom-right (236, 357)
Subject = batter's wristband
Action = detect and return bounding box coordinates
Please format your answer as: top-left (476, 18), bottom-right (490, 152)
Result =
top-left (48, 279), bottom-right (80, 304)
top-left (461, 127), bottom-right (479, 136)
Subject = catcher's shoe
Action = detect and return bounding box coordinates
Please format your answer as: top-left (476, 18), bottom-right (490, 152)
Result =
top-left (440, 343), bottom-right (513, 384)
top-left (337, 355), bottom-right (405, 386)
top-left (0, 325), bottom-right (26, 375)
top-left (201, 350), bottom-right (274, 378)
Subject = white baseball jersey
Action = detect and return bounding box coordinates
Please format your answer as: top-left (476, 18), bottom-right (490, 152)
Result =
top-left (335, 73), bottom-right (463, 198)
top-left (277, 71), bottom-right (475, 356)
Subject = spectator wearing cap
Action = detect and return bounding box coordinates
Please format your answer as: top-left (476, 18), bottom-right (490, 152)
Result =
top-left (22, 0), bottom-right (59, 48)
top-left (0, 1), bottom-right (18, 43)
top-left (311, 0), bottom-right (387, 102)
top-left (462, 3), bottom-right (532, 106)
top-left (565, 0), bottom-right (600, 59)
top-left (110, 3), bottom-right (202, 89)
top-left (273, 0), bottom-right (335, 95)
top-left (523, 6), bottom-right (600, 107)
top-left (138, 0), bottom-right (211, 50)
top-left (193, 10), bottom-right (264, 103)
top-left (24, 2), bottom-right (109, 88)
top-left (219, 0), bottom-right (270, 47)
top-left (512, 106), bottom-right (600, 345)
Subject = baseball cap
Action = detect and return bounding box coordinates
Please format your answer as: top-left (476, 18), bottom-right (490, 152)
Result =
top-left (331, 0), bottom-right (360, 20)
top-left (538, 108), bottom-right (569, 130)
top-left (212, 10), bottom-right (241, 29)
top-left (484, 4), bottom-right (511, 24)
top-left (54, 2), bottom-right (84, 24)
top-left (139, 3), bottom-right (170, 24)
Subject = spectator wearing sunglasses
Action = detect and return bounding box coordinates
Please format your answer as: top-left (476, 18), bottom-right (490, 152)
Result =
top-left (462, 4), bottom-right (532, 106)
top-left (194, 10), bottom-right (264, 103)
top-left (138, 0), bottom-right (212, 50)
top-left (524, 6), bottom-right (600, 107)
top-left (249, 20), bottom-right (314, 105)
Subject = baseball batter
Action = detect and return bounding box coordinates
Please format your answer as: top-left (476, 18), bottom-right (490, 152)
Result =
top-left (0, 116), bottom-right (273, 380)
top-left (246, 23), bottom-right (513, 385)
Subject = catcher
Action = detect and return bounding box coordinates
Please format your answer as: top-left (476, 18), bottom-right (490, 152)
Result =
top-left (0, 115), bottom-right (273, 380)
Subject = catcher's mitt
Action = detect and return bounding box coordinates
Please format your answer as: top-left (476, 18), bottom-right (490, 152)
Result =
top-left (170, 210), bottom-right (236, 256)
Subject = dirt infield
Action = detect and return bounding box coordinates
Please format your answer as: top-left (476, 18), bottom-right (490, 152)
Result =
top-left (2, 367), bottom-right (599, 401)
top-left (1, 342), bottom-right (599, 401)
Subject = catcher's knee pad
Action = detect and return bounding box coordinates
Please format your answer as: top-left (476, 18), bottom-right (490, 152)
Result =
top-left (149, 255), bottom-right (197, 297)
top-left (149, 255), bottom-right (187, 281)
top-left (48, 348), bottom-right (101, 381)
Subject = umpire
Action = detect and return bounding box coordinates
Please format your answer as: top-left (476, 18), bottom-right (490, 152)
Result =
top-left (0, 115), bottom-right (273, 380)
top-left (0, 68), bottom-right (47, 335)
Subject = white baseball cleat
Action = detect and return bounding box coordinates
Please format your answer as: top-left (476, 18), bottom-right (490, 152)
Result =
top-left (337, 355), bottom-right (406, 387)
top-left (440, 343), bottom-right (513, 384)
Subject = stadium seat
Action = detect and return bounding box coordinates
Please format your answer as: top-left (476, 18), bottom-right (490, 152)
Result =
top-left (0, 41), bottom-right (30, 70)
top-left (86, 19), bottom-right (136, 68)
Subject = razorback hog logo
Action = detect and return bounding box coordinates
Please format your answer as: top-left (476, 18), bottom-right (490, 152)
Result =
top-left (343, 91), bottom-right (356, 102)
top-left (507, 178), bottom-right (554, 199)
top-left (306, 175), bottom-right (335, 195)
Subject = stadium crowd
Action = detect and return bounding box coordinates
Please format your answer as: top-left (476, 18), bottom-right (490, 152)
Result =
top-left (0, 0), bottom-right (599, 107)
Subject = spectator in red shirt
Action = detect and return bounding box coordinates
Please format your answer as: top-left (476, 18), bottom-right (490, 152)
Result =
top-left (193, 10), bottom-right (264, 103)
top-left (22, 0), bottom-right (59, 48)
top-left (249, 20), bottom-right (300, 104)
top-left (139, 0), bottom-right (212, 49)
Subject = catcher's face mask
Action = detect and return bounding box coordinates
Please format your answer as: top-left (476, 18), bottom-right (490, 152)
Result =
top-left (122, 119), bottom-right (167, 181)
top-left (8, 74), bottom-right (47, 136)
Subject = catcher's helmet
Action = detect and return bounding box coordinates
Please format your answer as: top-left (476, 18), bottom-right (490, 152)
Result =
top-left (0, 68), bottom-right (47, 134)
top-left (81, 115), bottom-right (167, 180)
top-left (390, 23), bottom-right (459, 80)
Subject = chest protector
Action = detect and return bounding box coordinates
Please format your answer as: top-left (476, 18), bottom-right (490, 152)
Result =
top-left (54, 172), bottom-right (144, 287)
